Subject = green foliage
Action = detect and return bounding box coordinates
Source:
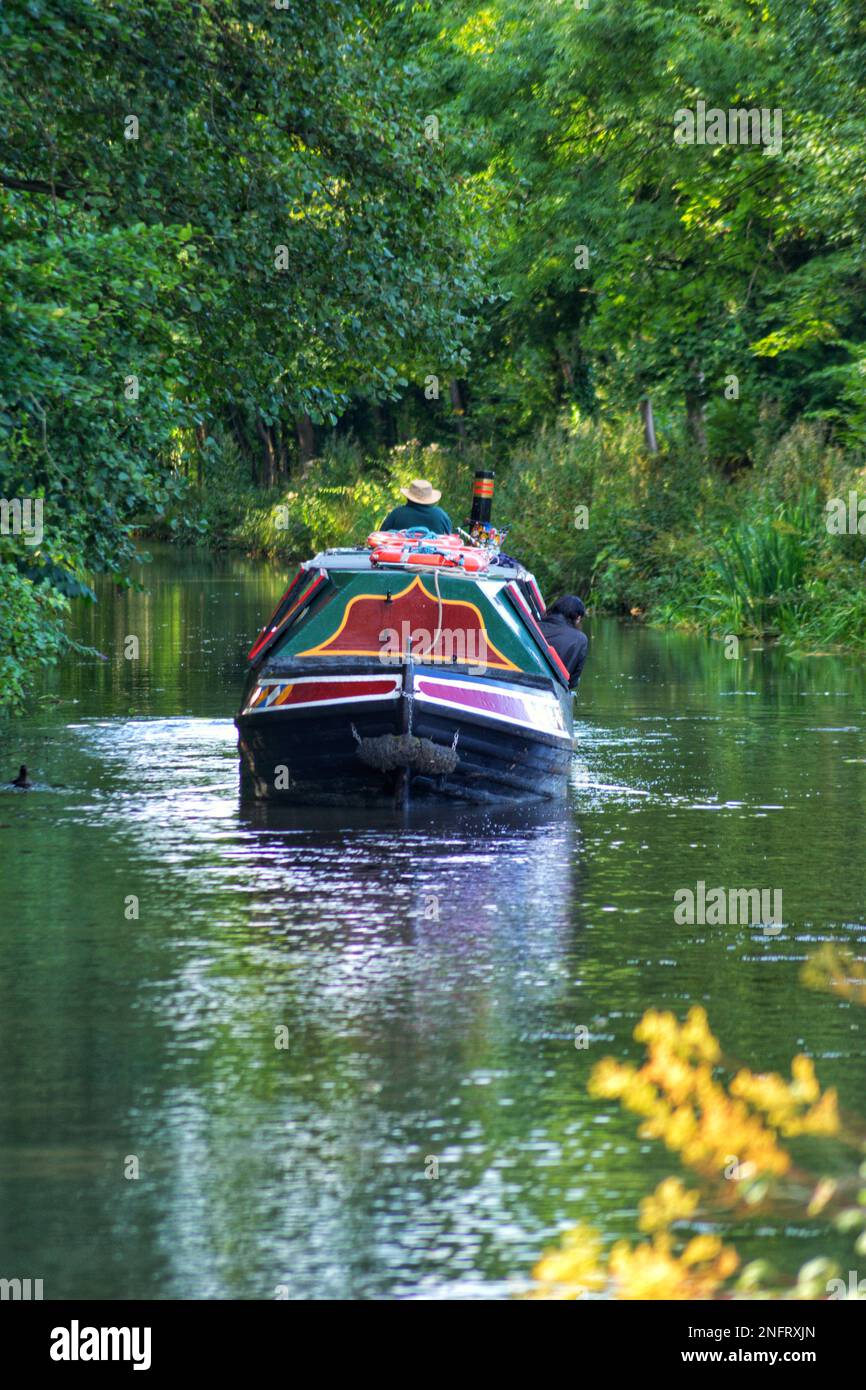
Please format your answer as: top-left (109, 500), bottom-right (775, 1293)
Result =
top-left (404, 0), bottom-right (866, 450)
top-left (652, 427), bottom-right (866, 649)
top-left (178, 438), bottom-right (463, 559)
top-left (0, 0), bottom-right (482, 705)
top-left (0, 563), bottom-right (70, 712)
top-left (189, 416), bottom-right (866, 657)
top-left (4, 0), bottom-right (866, 705)
top-left (696, 509), bottom-right (815, 637)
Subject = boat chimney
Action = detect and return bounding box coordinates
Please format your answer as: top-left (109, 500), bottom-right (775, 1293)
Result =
top-left (470, 469), bottom-right (494, 525)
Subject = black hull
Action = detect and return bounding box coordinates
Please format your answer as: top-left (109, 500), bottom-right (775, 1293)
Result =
top-left (235, 664), bottom-right (574, 805)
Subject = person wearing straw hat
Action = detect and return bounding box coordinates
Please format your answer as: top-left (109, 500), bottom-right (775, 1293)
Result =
top-left (380, 479), bottom-right (453, 536)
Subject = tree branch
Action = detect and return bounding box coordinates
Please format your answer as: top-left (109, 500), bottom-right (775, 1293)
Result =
top-left (0, 173), bottom-right (75, 197)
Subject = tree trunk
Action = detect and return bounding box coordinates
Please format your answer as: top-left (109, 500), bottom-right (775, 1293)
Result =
top-left (685, 363), bottom-right (707, 451)
top-left (296, 413), bottom-right (315, 466)
top-left (255, 416), bottom-right (276, 488)
top-left (685, 392), bottom-right (707, 451)
top-left (640, 397), bottom-right (658, 454)
top-left (276, 423), bottom-right (289, 480)
top-left (229, 404), bottom-right (258, 485)
top-left (558, 350), bottom-right (575, 395)
top-left (450, 378), bottom-right (467, 449)
top-left (195, 423), bottom-right (207, 483)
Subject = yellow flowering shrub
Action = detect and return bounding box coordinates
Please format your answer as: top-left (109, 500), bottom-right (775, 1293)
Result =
top-left (609, 1232), bottom-right (739, 1301)
top-left (638, 1177), bottom-right (699, 1233)
top-left (530, 1224), bottom-right (606, 1300)
top-left (587, 1006), bottom-right (837, 1181)
top-left (530, 999), bottom-right (862, 1301)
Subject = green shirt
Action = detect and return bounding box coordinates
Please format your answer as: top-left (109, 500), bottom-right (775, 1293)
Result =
top-left (379, 501), bottom-right (454, 535)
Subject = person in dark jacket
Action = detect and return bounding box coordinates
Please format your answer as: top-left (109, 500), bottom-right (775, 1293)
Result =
top-left (380, 479), bottom-right (453, 535)
top-left (538, 595), bottom-right (588, 689)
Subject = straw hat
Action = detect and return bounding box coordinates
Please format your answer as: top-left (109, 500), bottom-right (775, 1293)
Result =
top-left (401, 478), bottom-right (442, 505)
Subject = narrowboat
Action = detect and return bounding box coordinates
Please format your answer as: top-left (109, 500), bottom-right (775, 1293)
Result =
top-left (235, 473), bottom-right (575, 804)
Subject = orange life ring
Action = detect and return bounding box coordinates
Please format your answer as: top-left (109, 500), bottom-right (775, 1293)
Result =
top-left (366, 529), bottom-right (490, 573)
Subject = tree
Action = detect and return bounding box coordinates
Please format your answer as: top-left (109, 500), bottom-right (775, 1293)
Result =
top-left (0, 0), bottom-right (482, 705)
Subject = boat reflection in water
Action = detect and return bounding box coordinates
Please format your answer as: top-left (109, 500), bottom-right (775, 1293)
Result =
top-left (235, 798), bottom-right (582, 951)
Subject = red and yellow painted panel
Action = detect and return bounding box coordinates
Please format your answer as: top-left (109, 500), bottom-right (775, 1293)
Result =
top-left (243, 674), bottom-right (399, 716)
top-left (296, 575), bottom-right (518, 671)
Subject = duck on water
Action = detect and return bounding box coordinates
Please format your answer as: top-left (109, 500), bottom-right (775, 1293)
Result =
top-left (236, 471), bottom-right (588, 806)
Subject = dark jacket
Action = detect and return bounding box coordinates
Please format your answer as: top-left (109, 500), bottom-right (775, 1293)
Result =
top-left (379, 501), bottom-right (453, 535)
top-left (538, 611), bottom-right (588, 689)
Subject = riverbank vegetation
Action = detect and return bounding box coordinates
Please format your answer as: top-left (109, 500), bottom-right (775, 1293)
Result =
top-left (160, 418), bottom-right (866, 656)
top-left (3, 0), bottom-right (866, 708)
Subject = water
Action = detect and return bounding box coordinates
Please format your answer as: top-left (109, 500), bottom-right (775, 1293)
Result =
top-left (1, 543), bottom-right (865, 1299)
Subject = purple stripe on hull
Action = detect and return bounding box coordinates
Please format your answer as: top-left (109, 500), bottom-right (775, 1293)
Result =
top-left (417, 678), bottom-right (529, 722)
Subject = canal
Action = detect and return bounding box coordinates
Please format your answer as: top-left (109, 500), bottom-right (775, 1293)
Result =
top-left (1, 543), bottom-right (864, 1298)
